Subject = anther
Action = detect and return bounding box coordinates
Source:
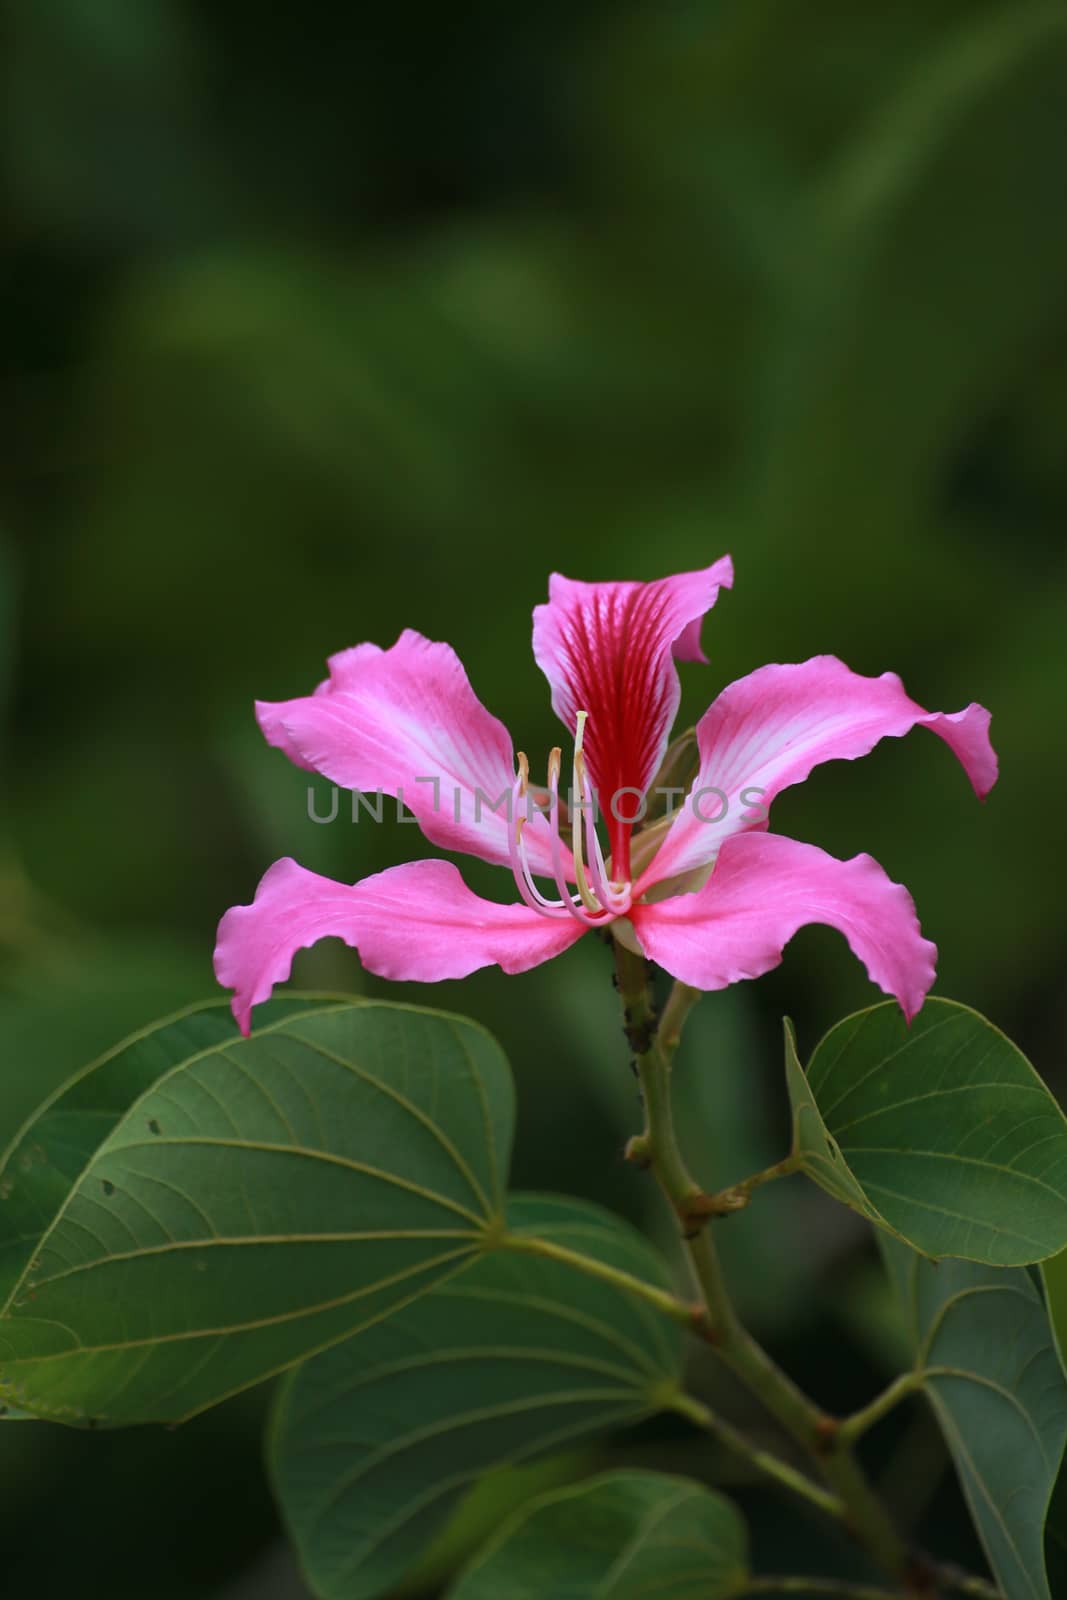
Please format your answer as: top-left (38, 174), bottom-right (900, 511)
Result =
top-left (506, 713), bottom-right (633, 926)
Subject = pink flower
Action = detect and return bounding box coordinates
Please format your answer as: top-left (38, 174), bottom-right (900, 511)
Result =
top-left (215, 559), bottom-right (997, 1034)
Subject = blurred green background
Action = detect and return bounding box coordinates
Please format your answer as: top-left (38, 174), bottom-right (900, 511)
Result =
top-left (3, 1), bottom-right (1067, 1593)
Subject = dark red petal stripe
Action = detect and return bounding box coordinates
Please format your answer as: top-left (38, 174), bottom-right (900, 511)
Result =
top-left (554, 583), bottom-right (679, 873)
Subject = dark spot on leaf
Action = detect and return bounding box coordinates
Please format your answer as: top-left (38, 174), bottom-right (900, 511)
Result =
top-left (102, 1179), bottom-right (115, 1197)
top-left (148, 1118), bottom-right (162, 1135)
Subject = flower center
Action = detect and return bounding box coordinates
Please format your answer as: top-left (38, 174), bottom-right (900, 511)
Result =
top-left (508, 711), bottom-right (634, 925)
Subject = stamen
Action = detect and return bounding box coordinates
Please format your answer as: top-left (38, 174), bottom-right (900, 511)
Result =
top-left (570, 713), bottom-right (602, 914)
top-left (508, 752), bottom-right (596, 922)
top-left (507, 714), bottom-right (632, 925)
top-left (546, 744), bottom-right (608, 926)
top-left (507, 756), bottom-right (563, 916)
top-left (573, 713), bottom-right (632, 916)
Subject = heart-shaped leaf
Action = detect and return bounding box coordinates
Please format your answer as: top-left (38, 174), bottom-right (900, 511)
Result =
top-left (786, 999), bottom-right (1067, 1264)
top-left (270, 1195), bottom-right (686, 1600)
top-left (448, 1470), bottom-right (748, 1600)
top-left (0, 1001), bottom-right (513, 1425)
top-left (883, 1236), bottom-right (1067, 1600)
top-left (0, 995), bottom-right (332, 1303)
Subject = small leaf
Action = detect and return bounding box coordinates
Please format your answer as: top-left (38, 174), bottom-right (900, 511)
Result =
top-left (0, 1001), bottom-right (513, 1425)
top-left (0, 994), bottom-right (330, 1303)
top-left (786, 999), bottom-right (1067, 1264)
top-left (447, 1470), bottom-right (748, 1600)
top-left (270, 1195), bottom-right (685, 1600)
top-left (393, 1452), bottom-right (597, 1599)
top-left (883, 1235), bottom-right (1067, 1600)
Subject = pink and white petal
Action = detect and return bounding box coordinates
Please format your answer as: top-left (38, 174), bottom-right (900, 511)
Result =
top-left (630, 832), bottom-right (937, 1020)
top-left (214, 857), bottom-right (586, 1035)
top-left (639, 656), bottom-right (997, 891)
top-left (255, 630), bottom-right (561, 876)
top-left (531, 558), bottom-right (733, 856)
top-left (254, 645), bottom-right (392, 772)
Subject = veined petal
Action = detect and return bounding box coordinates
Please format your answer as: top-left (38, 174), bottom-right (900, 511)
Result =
top-left (640, 656), bottom-right (997, 891)
top-left (631, 832), bottom-right (936, 1020)
top-left (256, 629), bottom-right (561, 876)
top-left (532, 558), bottom-right (733, 871)
top-left (214, 857), bottom-right (586, 1034)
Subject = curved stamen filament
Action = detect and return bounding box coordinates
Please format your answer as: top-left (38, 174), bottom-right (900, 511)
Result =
top-left (570, 714), bottom-right (602, 915)
top-left (546, 746), bottom-right (610, 926)
top-left (508, 757), bottom-right (567, 915)
top-left (507, 714), bottom-right (632, 925)
top-left (508, 752), bottom-right (602, 924)
top-left (573, 713), bottom-right (632, 915)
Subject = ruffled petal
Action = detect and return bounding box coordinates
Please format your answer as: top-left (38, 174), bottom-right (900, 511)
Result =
top-left (256, 630), bottom-right (561, 876)
top-left (640, 656), bottom-right (997, 891)
top-left (531, 558), bottom-right (733, 873)
top-left (631, 832), bottom-right (936, 1019)
top-left (214, 857), bottom-right (586, 1034)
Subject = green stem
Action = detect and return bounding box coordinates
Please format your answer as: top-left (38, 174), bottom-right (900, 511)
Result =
top-left (839, 1373), bottom-right (921, 1444)
top-left (503, 1220), bottom-right (843, 1526)
top-left (713, 1152), bottom-right (802, 1210)
top-left (498, 1231), bottom-right (700, 1333)
top-left (657, 980), bottom-right (703, 1057)
top-left (670, 1389), bottom-right (844, 1522)
top-left (615, 947), bottom-right (913, 1584)
top-left (503, 1231), bottom-right (845, 1525)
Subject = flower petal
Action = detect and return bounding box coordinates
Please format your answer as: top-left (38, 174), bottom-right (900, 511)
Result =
top-left (256, 630), bottom-right (560, 875)
top-left (631, 831), bottom-right (936, 1019)
top-left (531, 558), bottom-right (733, 868)
top-left (640, 656), bottom-right (997, 890)
top-left (214, 857), bottom-right (586, 1034)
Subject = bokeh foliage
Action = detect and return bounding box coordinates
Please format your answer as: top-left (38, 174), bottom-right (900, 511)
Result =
top-left (3, 0), bottom-right (1067, 1593)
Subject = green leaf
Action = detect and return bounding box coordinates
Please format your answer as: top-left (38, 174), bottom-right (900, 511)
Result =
top-left (270, 1195), bottom-right (685, 1600)
top-left (785, 999), bottom-right (1067, 1264)
top-left (883, 1235), bottom-right (1067, 1600)
top-left (0, 1000), bottom-right (513, 1425)
top-left (0, 939), bottom-right (231, 1146)
top-left (447, 1470), bottom-right (748, 1600)
top-left (0, 994), bottom-right (333, 1304)
top-left (393, 1452), bottom-right (598, 1599)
